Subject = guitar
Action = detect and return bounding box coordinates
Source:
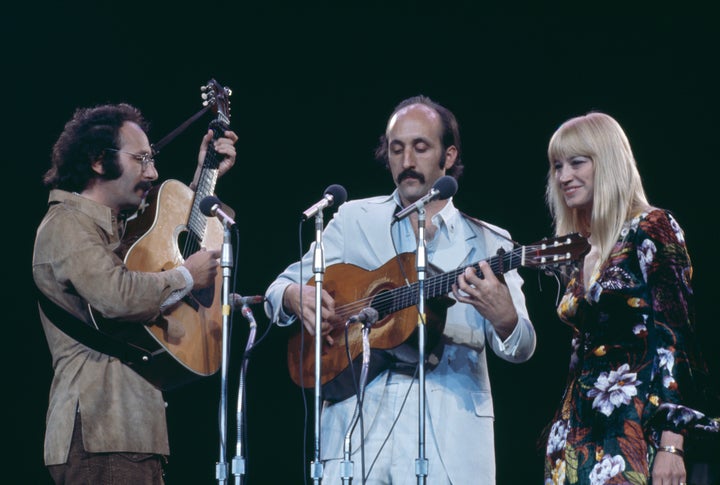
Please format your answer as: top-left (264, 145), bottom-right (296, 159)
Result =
top-left (287, 233), bottom-right (590, 402)
top-left (89, 79), bottom-right (233, 391)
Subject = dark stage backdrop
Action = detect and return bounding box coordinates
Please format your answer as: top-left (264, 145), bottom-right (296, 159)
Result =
top-left (5, 3), bottom-right (718, 484)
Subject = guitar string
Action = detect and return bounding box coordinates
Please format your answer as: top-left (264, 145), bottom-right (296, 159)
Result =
top-left (183, 126), bottom-right (224, 258)
top-left (328, 246), bottom-right (527, 327)
top-left (326, 239), bottom-right (583, 330)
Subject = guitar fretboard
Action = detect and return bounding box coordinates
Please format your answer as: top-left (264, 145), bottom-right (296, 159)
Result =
top-left (370, 246), bottom-right (525, 318)
top-left (183, 119), bottom-right (228, 259)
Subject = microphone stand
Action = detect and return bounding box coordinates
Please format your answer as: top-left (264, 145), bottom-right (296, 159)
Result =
top-left (216, 225), bottom-right (234, 484)
top-left (311, 211), bottom-right (326, 484)
top-left (231, 304), bottom-right (258, 485)
top-left (341, 316), bottom-right (374, 484)
top-left (414, 208), bottom-right (428, 484)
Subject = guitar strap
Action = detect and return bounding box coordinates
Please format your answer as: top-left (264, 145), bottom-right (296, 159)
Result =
top-left (150, 105), bottom-right (210, 156)
top-left (35, 287), bottom-right (153, 366)
top-left (459, 211), bottom-right (520, 247)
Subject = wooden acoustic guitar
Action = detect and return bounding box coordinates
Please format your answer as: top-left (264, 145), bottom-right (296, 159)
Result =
top-left (287, 233), bottom-right (590, 402)
top-left (89, 79), bottom-right (233, 391)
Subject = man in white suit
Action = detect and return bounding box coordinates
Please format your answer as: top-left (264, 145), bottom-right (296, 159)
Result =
top-left (264, 95), bottom-right (536, 484)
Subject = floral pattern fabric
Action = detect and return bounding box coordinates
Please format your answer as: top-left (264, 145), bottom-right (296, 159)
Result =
top-left (543, 209), bottom-right (719, 485)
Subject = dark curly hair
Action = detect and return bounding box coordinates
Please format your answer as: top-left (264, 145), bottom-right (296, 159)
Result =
top-left (43, 103), bottom-right (149, 192)
top-left (374, 95), bottom-right (464, 180)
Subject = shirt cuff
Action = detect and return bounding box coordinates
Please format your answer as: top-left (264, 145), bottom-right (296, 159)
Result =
top-left (493, 320), bottom-right (523, 356)
top-left (160, 266), bottom-right (194, 311)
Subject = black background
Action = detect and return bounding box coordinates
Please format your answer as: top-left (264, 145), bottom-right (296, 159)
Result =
top-left (5, 2), bottom-right (719, 484)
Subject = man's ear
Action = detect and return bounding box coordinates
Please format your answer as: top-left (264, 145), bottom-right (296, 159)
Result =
top-left (443, 145), bottom-right (458, 170)
top-left (91, 158), bottom-right (105, 175)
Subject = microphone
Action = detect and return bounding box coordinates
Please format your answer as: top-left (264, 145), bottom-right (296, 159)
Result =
top-left (199, 195), bottom-right (236, 228)
top-left (301, 184), bottom-right (348, 221)
top-left (348, 307), bottom-right (379, 327)
top-left (241, 304), bottom-right (257, 329)
top-left (231, 294), bottom-right (265, 307)
top-left (392, 175), bottom-right (458, 222)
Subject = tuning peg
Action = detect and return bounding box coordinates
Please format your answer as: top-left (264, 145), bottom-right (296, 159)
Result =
top-left (201, 90), bottom-right (216, 108)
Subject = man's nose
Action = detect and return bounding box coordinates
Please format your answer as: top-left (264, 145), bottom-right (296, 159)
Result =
top-left (402, 148), bottom-right (415, 168)
top-left (145, 164), bottom-right (159, 181)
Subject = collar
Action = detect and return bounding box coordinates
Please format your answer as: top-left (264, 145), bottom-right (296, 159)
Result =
top-left (48, 189), bottom-right (117, 235)
top-left (391, 189), bottom-right (460, 234)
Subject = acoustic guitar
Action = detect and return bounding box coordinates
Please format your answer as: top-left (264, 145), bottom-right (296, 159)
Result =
top-left (89, 79), bottom-right (233, 391)
top-left (287, 233), bottom-right (589, 402)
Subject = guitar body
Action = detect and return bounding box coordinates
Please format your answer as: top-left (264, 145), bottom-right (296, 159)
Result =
top-left (287, 252), bottom-right (453, 401)
top-left (91, 180), bottom-right (226, 390)
top-left (130, 180), bottom-right (224, 385)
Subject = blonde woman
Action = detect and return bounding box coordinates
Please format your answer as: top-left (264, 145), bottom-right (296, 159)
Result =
top-left (541, 112), bottom-right (718, 485)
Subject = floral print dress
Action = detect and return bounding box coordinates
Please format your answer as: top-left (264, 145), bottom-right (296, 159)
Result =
top-left (543, 209), bottom-right (719, 485)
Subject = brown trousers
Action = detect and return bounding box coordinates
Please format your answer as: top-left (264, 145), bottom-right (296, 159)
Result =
top-left (47, 415), bottom-right (166, 485)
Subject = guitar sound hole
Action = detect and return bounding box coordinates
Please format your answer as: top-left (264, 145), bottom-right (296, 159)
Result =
top-left (177, 229), bottom-right (189, 256)
top-left (369, 289), bottom-right (391, 328)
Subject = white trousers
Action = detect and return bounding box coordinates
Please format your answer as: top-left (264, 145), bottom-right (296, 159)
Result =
top-left (320, 370), bottom-right (452, 485)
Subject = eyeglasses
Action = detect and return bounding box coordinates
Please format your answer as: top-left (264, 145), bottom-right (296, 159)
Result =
top-left (105, 148), bottom-right (156, 171)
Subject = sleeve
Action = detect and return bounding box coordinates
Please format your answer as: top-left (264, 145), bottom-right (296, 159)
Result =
top-left (483, 230), bottom-right (537, 363)
top-left (51, 211), bottom-right (189, 322)
top-left (641, 211), bottom-right (720, 436)
top-left (485, 268), bottom-right (537, 363)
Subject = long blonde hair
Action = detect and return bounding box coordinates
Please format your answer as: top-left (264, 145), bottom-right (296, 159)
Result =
top-left (546, 112), bottom-right (650, 268)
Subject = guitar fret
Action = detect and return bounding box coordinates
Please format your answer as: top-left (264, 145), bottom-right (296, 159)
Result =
top-left (399, 286), bottom-right (414, 312)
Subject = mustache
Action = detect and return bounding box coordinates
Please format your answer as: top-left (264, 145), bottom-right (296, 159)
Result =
top-left (397, 169), bottom-right (425, 185)
top-left (136, 181), bottom-right (154, 193)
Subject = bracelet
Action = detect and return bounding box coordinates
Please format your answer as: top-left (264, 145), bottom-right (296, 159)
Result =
top-left (658, 445), bottom-right (685, 458)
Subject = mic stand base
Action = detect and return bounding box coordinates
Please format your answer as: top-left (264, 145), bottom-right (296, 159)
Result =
top-left (231, 458), bottom-right (245, 485)
top-left (340, 460), bottom-right (354, 484)
top-left (311, 461), bottom-right (324, 483)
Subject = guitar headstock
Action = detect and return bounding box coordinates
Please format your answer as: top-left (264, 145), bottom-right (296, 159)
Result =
top-left (201, 79), bottom-right (232, 127)
top-left (523, 233), bottom-right (590, 271)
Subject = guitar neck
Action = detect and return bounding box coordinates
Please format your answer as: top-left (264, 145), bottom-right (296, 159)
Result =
top-left (433, 245), bottom-right (524, 296)
top-left (373, 246), bottom-right (525, 318)
top-left (185, 120), bottom-right (228, 257)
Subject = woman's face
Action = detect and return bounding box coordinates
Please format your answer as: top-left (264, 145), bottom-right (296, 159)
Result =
top-left (553, 155), bottom-right (594, 212)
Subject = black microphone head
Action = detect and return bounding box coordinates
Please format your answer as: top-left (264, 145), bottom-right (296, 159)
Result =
top-left (324, 184), bottom-right (348, 206)
top-left (199, 195), bottom-right (221, 217)
top-left (433, 175), bottom-right (458, 200)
